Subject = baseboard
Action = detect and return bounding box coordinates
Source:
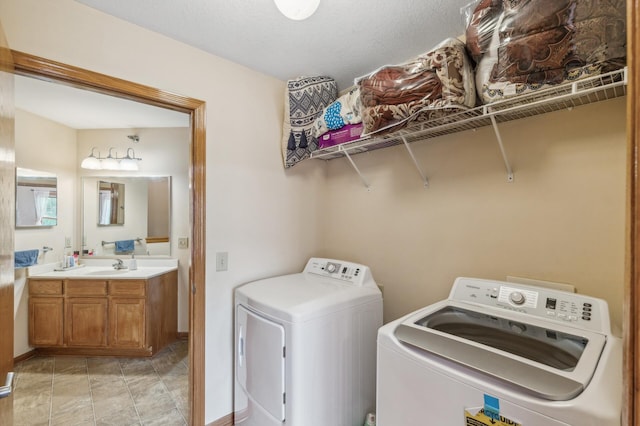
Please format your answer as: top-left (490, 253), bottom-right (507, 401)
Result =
top-left (14, 349), bottom-right (37, 364)
top-left (177, 332), bottom-right (189, 340)
top-left (206, 412), bottom-right (233, 426)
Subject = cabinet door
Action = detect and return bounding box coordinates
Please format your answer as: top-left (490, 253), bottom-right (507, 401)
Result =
top-left (29, 297), bottom-right (63, 346)
top-left (109, 298), bottom-right (145, 348)
top-left (65, 298), bottom-right (108, 347)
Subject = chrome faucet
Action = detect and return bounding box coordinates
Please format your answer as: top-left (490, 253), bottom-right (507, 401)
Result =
top-left (112, 259), bottom-right (127, 270)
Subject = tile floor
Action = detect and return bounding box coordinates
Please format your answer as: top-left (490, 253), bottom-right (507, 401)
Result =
top-left (12, 340), bottom-right (189, 426)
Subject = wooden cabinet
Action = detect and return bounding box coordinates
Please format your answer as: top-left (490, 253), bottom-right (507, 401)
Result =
top-left (109, 298), bottom-right (145, 348)
top-left (109, 280), bottom-right (146, 349)
top-left (65, 298), bottom-right (108, 347)
top-left (28, 270), bottom-right (177, 357)
top-left (29, 280), bottom-right (63, 347)
top-left (65, 280), bottom-right (108, 347)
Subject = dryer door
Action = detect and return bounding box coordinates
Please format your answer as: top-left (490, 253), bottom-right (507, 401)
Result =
top-left (236, 304), bottom-right (286, 423)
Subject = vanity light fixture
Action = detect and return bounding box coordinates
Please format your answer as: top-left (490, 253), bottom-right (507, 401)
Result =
top-left (119, 148), bottom-right (141, 171)
top-left (100, 147), bottom-right (120, 170)
top-left (80, 146), bottom-right (143, 171)
top-left (274, 0), bottom-right (320, 20)
top-left (80, 147), bottom-right (102, 170)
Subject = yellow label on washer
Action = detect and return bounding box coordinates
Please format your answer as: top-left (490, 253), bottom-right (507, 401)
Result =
top-left (464, 408), bottom-right (522, 426)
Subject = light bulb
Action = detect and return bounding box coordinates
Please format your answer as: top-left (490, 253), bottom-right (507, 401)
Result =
top-left (274, 0), bottom-right (320, 20)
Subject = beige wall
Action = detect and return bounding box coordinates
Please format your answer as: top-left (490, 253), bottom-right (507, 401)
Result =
top-left (319, 97), bottom-right (626, 333)
top-left (14, 108), bottom-right (78, 357)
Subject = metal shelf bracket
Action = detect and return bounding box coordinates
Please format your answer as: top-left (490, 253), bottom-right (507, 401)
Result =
top-left (401, 136), bottom-right (429, 188)
top-left (488, 110), bottom-right (514, 183)
top-left (343, 149), bottom-right (372, 191)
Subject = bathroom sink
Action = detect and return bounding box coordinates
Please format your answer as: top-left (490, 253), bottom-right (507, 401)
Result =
top-left (85, 269), bottom-right (130, 276)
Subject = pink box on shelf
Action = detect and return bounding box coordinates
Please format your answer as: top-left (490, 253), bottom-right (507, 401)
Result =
top-left (318, 123), bottom-right (364, 149)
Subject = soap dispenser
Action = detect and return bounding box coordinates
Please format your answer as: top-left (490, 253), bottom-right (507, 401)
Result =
top-left (129, 254), bottom-right (137, 270)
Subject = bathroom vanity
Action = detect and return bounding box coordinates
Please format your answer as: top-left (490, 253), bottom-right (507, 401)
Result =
top-left (27, 264), bottom-right (177, 357)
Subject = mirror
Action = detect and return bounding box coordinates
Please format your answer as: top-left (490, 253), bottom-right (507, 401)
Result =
top-left (98, 180), bottom-right (125, 225)
top-left (16, 167), bottom-right (58, 227)
top-left (83, 176), bottom-right (171, 256)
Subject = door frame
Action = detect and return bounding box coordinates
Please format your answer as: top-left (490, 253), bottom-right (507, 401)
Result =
top-left (10, 50), bottom-right (206, 425)
top-left (626, 0), bottom-right (639, 424)
top-left (0, 21), bottom-right (15, 426)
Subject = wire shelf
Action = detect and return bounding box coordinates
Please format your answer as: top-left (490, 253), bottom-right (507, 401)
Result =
top-left (310, 67), bottom-right (627, 161)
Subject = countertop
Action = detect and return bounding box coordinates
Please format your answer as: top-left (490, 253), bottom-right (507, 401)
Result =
top-left (27, 258), bottom-right (178, 280)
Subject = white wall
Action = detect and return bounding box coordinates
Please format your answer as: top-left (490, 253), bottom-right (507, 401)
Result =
top-left (0, 1), bottom-right (324, 422)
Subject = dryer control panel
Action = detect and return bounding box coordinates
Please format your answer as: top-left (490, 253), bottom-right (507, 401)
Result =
top-left (303, 258), bottom-right (377, 288)
top-left (449, 277), bottom-right (612, 334)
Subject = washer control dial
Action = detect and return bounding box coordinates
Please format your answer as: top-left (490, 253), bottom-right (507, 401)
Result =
top-left (326, 262), bottom-right (339, 273)
top-left (509, 291), bottom-right (526, 305)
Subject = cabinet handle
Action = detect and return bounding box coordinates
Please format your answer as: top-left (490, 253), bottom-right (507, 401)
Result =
top-left (238, 325), bottom-right (244, 368)
top-left (0, 372), bottom-right (14, 399)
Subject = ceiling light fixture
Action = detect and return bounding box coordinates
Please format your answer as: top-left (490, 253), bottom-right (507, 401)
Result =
top-left (80, 146), bottom-right (142, 171)
top-left (274, 0), bottom-right (320, 20)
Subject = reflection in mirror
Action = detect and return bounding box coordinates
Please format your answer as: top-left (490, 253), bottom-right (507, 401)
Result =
top-left (83, 176), bottom-right (171, 257)
top-left (16, 167), bottom-right (58, 227)
top-left (98, 180), bottom-right (125, 225)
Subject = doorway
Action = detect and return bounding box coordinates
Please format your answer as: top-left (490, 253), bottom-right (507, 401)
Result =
top-left (11, 50), bottom-right (206, 425)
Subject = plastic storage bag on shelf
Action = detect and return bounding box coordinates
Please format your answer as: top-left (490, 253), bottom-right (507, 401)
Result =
top-left (355, 38), bottom-right (476, 137)
top-left (312, 87), bottom-right (363, 139)
top-left (463, 0), bottom-right (627, 104)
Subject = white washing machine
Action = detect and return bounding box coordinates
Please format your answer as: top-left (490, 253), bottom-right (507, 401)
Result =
top-left (377, 277), bottom-right (622, 425)
top-left (233, 257), bottom-right (383, 426)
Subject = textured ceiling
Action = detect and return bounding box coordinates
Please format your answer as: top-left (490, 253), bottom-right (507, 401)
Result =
top-left (18, 1), bottom-right (473, 129)
top-left (75, 0), bottom-right (473, 91)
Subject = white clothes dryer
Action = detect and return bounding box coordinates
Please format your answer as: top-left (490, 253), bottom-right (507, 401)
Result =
top-left (377, 277), bottom-right (622, 426)
top-left (233, 258), bottom-right (383, 426)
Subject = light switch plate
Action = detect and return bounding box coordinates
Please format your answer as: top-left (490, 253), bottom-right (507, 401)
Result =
top-left (178, 237), bottom-right (189, 249)
top-left (216, 252), bottom-right (228, 271)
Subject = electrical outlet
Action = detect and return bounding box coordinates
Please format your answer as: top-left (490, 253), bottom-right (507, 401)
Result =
top-left (65, 237), bottom-right (71, 248)
top-left (216, 252), bottom-right (228, 271)
top-left (178, 237), bottom-right (189, 249)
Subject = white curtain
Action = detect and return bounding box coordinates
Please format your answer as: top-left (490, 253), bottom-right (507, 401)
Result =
top-left (33, 190), bottom-right (50, 225)
top-left (99, 190), bottom-right (112, 225)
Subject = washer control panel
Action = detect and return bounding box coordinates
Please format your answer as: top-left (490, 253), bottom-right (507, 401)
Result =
top-left (303, 257), bottom-right (377, 288)
top-left (450, 277), bottom-right (611, 334)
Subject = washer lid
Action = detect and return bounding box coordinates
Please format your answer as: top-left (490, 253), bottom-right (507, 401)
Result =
top-left (395, 302), bottom-right (607, 401)
top-left (235, 273), bottom-right (381, 322)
